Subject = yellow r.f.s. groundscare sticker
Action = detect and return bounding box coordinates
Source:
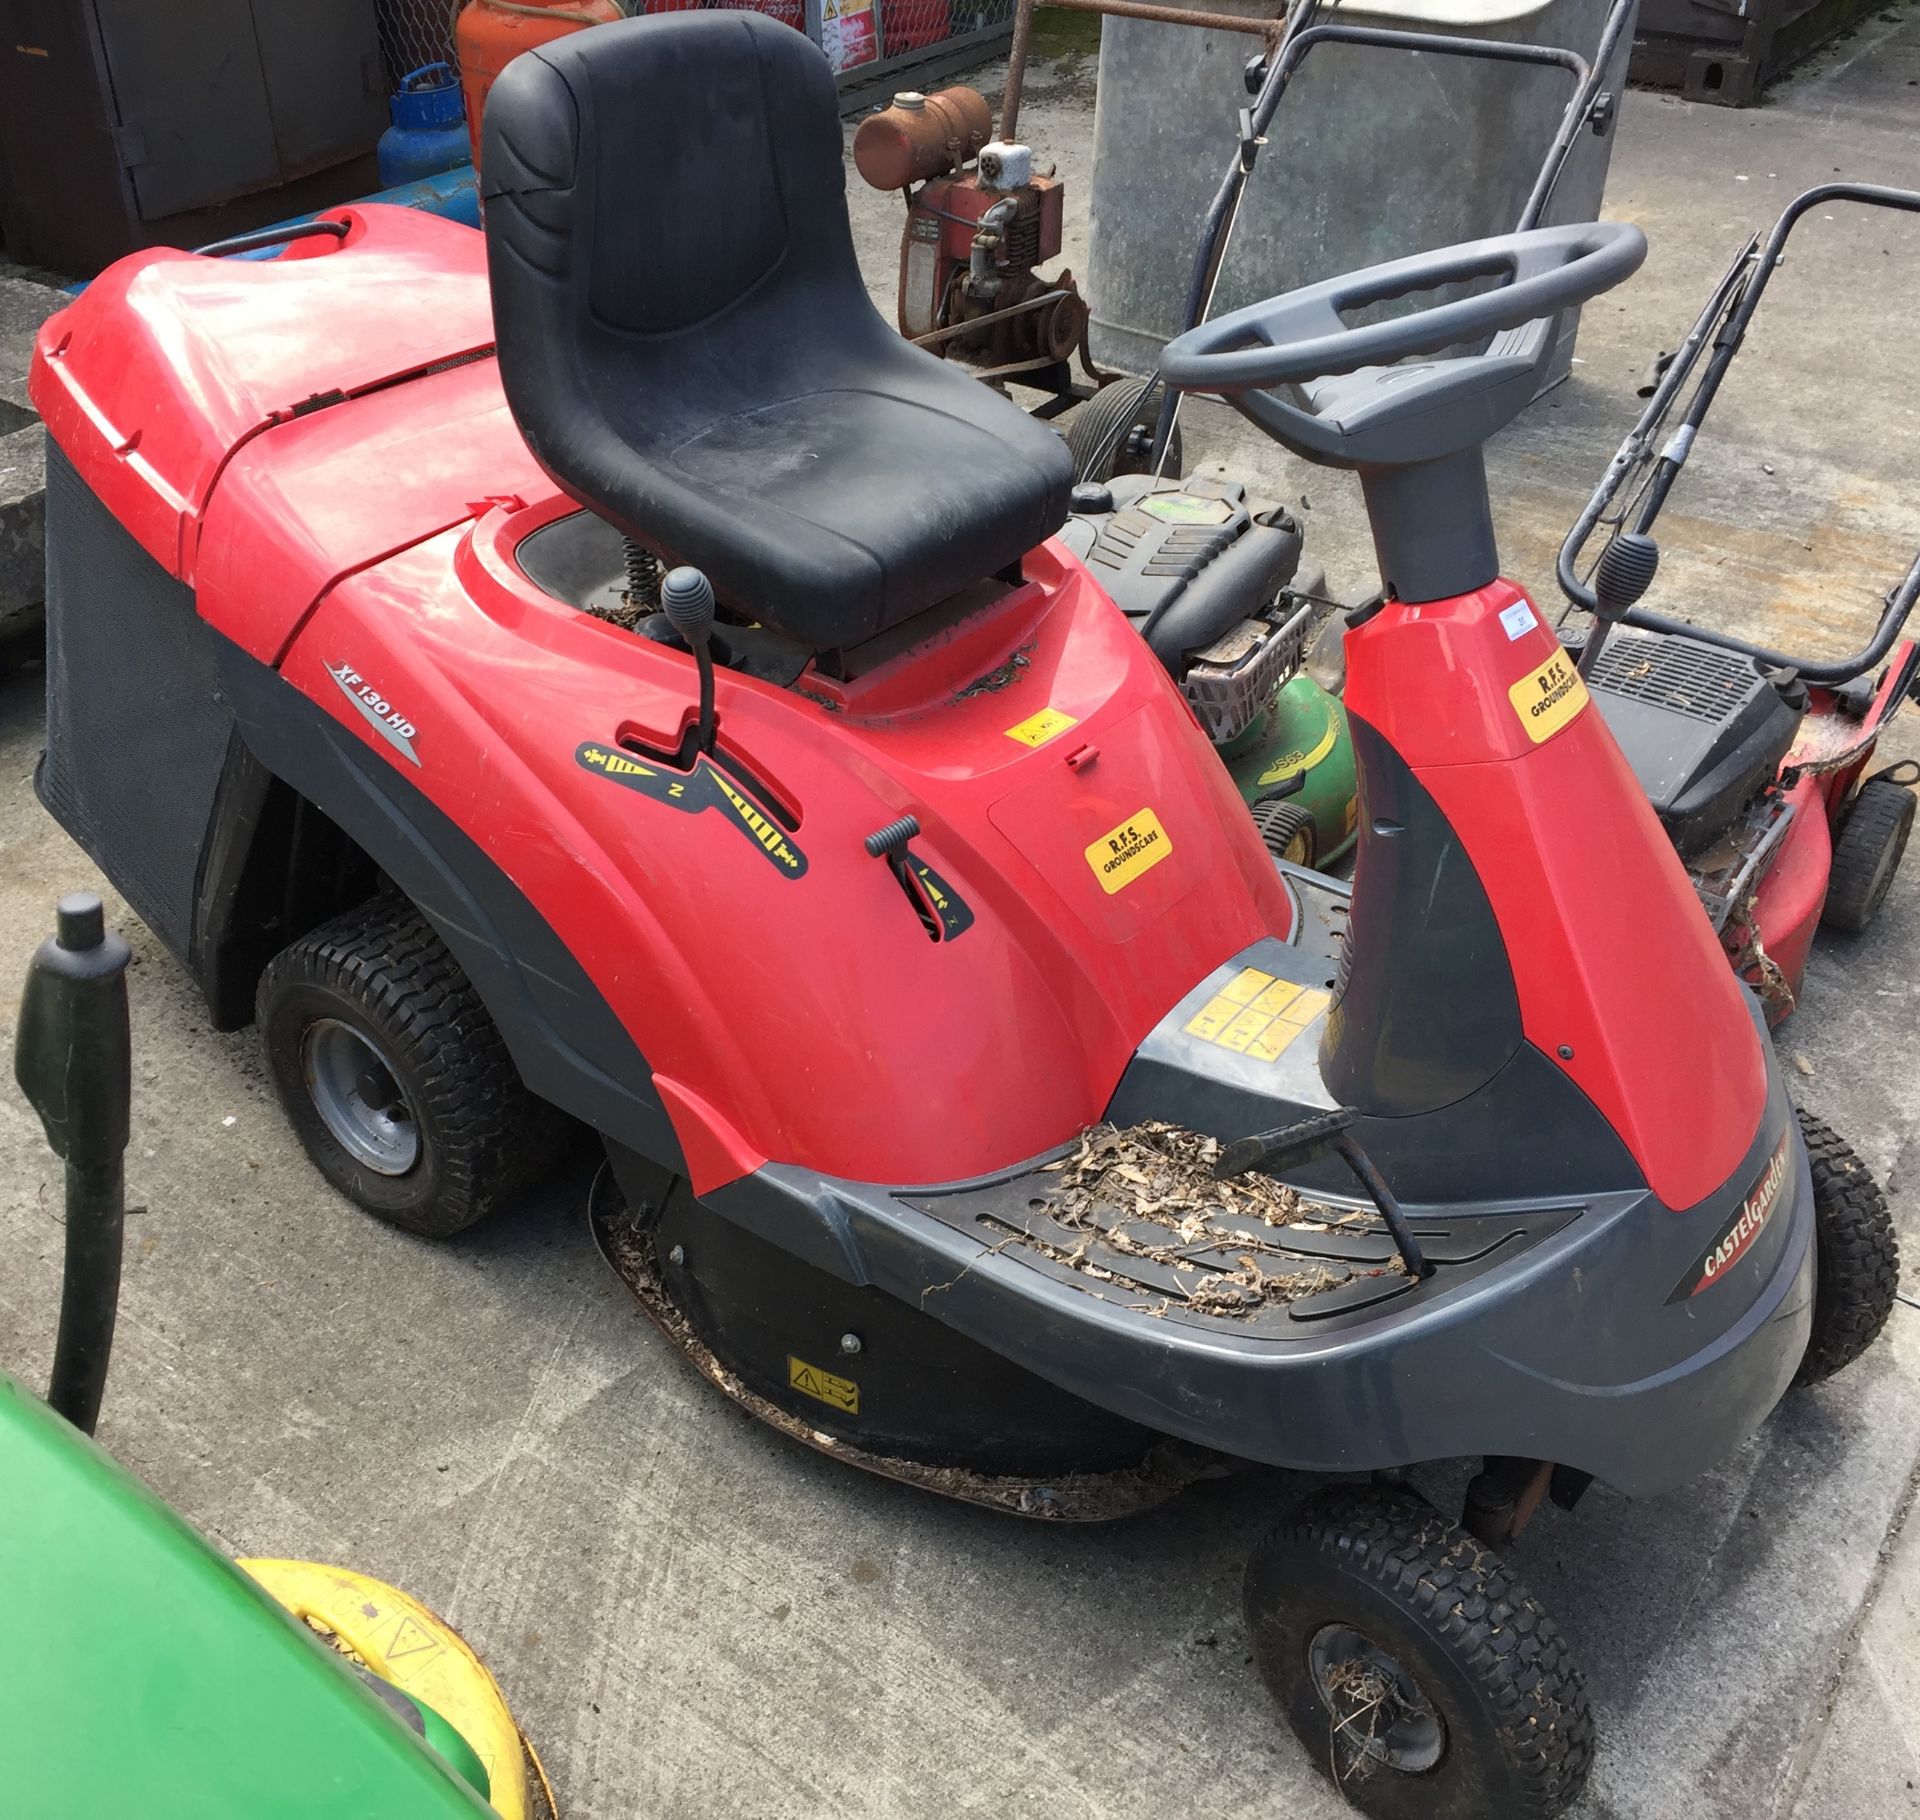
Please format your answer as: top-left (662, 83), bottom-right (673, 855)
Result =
top-left (1084, 808), bottom-right (1172, 894)
top-left (1507, 651), bottom-right (1589, 744)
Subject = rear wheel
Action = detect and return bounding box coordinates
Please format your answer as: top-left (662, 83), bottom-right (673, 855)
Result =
top-left (1252, 797), bottom-right (1317, 868)
top-left (1822, 777), bottom-right (1915, 934)
top-left (1065, 376), bottom-right (1182, 483)
top-left (257, 897), bottom-right (573, 1237)
top-left (1244, 1485), bottom-right (1593, 1820)
top-left (1794, 1108), bottom-right (1899, 1385)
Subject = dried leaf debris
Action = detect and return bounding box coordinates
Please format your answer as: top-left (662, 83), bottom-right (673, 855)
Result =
top-left (988, 1121), bottom-right (1407, 1321)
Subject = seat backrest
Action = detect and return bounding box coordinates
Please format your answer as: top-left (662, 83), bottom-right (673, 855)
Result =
top-left (485, 11), bottom-right (854, 351)
top-left (481, 12), bottom-right (1073, 652)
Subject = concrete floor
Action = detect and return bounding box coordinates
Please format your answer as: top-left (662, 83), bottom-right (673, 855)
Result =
top-left (5, 11), bottom-right (1920, 1818)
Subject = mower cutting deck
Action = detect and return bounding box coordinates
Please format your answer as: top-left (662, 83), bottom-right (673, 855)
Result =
top-left (25, 15), bottom-right (1899, 1818)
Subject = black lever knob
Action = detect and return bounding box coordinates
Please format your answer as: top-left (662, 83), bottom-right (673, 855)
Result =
top-left (661, 566), bottom-right (716, 648)
top-left (865, 814), bottom-right (921, 859)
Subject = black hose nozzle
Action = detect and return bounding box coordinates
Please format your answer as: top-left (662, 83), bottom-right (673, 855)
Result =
top-left (15, 892), bottom-right (132, 1435)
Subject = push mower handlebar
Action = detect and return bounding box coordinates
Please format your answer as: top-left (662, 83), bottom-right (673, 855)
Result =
top-left (1144, 0), bottom-right (1639, 469)
top-left (1558, 182), bottom-right (1920, 685)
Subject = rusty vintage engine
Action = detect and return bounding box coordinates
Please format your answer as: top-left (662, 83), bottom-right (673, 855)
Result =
top-left (852, 86), bottom-right (1103, 388)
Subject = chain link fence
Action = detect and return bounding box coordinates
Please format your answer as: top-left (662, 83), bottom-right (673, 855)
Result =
top-left (373, 0), bottom-right (460, 86)
top-left (376, 0), bottom-right (1013, 93)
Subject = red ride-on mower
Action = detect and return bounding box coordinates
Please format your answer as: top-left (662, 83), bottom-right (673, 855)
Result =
top-left (27, 17), bottom-right (1900, 1817)
top-left (1559, 183), bottom-right (1920, 1021)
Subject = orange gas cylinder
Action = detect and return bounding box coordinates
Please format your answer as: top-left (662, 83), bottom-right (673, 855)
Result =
top-left (454, 0), bottom-right (624, 167)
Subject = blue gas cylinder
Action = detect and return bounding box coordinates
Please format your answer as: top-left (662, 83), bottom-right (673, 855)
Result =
top-left (377, 64), bottom-right (468, 188)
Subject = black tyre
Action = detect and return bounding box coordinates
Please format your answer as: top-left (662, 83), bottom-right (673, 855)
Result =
top-left (1252, 797), bottom-right (1316, 867)
top-left (1822, 778), bottom-right (1915, 934)
top-left (1794, 1108), bottom-right (1899, 1385)
top-left (257, 897), bottom-right (572, 1237)
top-left (1064, 376), bottom-right (1182, 483)
top-left (1245, 1485), bottom-right (1593, 1820)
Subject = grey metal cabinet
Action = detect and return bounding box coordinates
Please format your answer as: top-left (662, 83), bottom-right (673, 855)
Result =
top-left (0, 0), bottom-right (385, 274)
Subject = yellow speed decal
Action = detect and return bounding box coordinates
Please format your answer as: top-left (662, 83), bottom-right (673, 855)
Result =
top-left (789, 1355), bottom-right (860, 1414)
top-left (708, 766), bottom-right (806, 874)
top-left (1508, 651), bottom-right (1589, 744)
top-left (1085, 807), bottom-right (1172, 894)
top-left (1005, 707), bottom-right (1079, 748)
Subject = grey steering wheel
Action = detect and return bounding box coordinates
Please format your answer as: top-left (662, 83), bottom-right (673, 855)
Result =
top-left (1159, 221), bottom-right (1648, 469)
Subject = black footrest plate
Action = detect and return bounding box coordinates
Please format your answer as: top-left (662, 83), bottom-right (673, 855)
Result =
top-left (905, 1154), bottom-right (1577, 1337)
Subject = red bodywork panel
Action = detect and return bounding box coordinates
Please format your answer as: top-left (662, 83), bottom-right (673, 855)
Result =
top-left (31, 207), bottom-right (1290, 1192)
top-left (28, 208), bottom-right (494, 585)
top-left (1345, 583), bottom-right (1768, 1212)
top-left (289, 522), bottom-right (1288, 1188)
top-left (195, 356), bottom-right (545, 665)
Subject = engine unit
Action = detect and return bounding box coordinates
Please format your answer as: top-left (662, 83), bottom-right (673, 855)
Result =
top-left (1057, 472), bottom-right (1319, 744)
top-left (1584, 626), bottom-right (1805, 856)
top-left (853, 87), bottom-right (1093, 384)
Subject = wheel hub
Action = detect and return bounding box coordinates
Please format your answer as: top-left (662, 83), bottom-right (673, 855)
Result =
top-left (302, 1018), bottom-right (420, 1176)
top-left (1307, 1622), bottom-right (1446, 1776)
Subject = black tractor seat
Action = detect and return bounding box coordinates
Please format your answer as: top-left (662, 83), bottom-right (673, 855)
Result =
top-left (481, 11), bottom-right (1073, 653)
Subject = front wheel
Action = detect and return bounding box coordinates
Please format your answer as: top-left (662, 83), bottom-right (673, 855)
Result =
top-left (1244, 1485), bottom-right (1593, 1820)
top-left (1795, 1108), bottom-right (1899, 1384)
top-left (257, 897), bottom-right (574, 1237)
